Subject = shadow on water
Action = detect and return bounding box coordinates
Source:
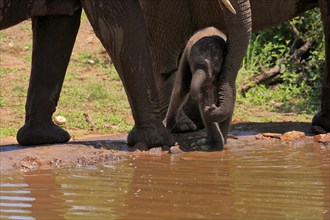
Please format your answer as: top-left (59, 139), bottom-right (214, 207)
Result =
top-left (0, 138), bottom-right (129, 153)
top-left (230, 122), bottom-right (314, 136)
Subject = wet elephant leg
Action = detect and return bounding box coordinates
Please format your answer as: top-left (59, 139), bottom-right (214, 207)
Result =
top-left (312, 0), bottom-right (330, 132)
top-left (199, 94), bottom-right (224, 151)
top-left (17, 9), bottom-right (81, 146)
top-left (218, 116), bottom-right (232, 144)
top-left (82, 0), bottom-right (174, 148)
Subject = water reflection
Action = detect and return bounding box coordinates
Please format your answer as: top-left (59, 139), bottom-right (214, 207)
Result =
top-left (120, 152), bottom-right (235, 219)
top-left (0, 141), bottom-right (329, 219)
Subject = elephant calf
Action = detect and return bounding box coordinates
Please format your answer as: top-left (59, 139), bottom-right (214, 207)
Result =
top-left (166, 27), bottom-right (229, 151)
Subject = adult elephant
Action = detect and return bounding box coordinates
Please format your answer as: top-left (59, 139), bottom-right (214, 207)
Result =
top-left (141, 0), bottom-right (330, 137)
top-left (0, 0), bottom-right (251, 148)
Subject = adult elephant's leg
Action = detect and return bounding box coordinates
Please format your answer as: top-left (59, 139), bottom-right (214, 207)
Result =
top-left (82, 0), bottom-right (174, 148)
top-left (17, 9), bottom-right (81, 145)
top-left (312, 0), bottom-right (330, 132)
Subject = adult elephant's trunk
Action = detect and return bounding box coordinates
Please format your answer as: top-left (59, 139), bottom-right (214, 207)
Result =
top-left (190, 69), bottom-right (207, 101)
top-left (209, 0), bottom-right (251, 122)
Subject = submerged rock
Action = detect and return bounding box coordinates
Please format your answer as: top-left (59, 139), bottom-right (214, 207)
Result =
top-left (280, 131), bottom-right (306, 141)
top-left (314, 133), bottom-right (330, 144)
top-left (255, 131), bottom-right (306, 141)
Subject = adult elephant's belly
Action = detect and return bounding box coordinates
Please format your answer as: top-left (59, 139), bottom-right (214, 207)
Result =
top-left (250, 0), bottom-right (318, 32)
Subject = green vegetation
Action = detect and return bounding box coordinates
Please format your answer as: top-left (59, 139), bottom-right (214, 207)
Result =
top-left (53, 49), bottom-right (132, 137)
top-left (236, 9), bottom-right (324, 122)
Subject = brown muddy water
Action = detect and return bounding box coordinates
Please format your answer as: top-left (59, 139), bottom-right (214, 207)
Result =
top-left (1, 140), bottom-right (329, 219)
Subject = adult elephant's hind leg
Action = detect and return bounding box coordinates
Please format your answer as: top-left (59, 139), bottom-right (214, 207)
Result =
top-left (17, 9), bottom-right (81, 146)
top-left (312, 0), bottom-right (330, 132)
top-left (82, 0), bottom-right (174, 149)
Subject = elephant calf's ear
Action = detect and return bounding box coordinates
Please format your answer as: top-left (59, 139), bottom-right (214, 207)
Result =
top-left (218, 0), bottom-right (237, 14)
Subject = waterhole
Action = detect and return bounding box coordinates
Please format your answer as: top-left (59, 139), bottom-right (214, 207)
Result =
top-left (1, 141), bottom-right (329, 219)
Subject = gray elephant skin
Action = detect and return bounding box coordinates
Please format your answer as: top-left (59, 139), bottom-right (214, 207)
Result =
top-left (166, 27), bottom-right (229, 151)
top-left (0, 0), bottom-right (251, 148)
top-left (1, 0), bottom-right (329, 149)
top-left (142, 0), bottom-right (330, 141)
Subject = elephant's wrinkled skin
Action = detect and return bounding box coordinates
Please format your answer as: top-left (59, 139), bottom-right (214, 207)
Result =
top-left (1, 0), bottom-right (177, 148)
top-left (143, 0), bottom-right (330, 136)
top-left (82, 0), bottom-right (251, 149)
top-left (166, 27), bottom-right (228, 150)
top-left (0, 0), bottom-right (251, 148)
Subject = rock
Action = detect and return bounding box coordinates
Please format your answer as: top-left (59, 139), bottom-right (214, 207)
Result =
top-left (255, 133), bottom-right (281, 140)
top-left (280, 131), bottom-right (305, 141)
top-left (314, 133), bottom-right (330, 144)
top-left (169, 145), bottom-right (185, 155)
top-left (149, 147), bottom-right (162, 155)
top-left (227, 134), bottom-right (239, 139)
top-left (255, 133), bottom-right (266, 140)
top-left (54, 116), bottom-right (67, 125)
top-left (262, 133), bottom-right (282, 139)
top-left (87, 59), bottom-right (95, 65)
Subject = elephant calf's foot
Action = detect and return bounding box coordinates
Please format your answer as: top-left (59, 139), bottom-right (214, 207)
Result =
top-left (127, 120), bottom-right (175, 149)
top-left (208, 139), bottom-right (225, 151)
top-left (191, 138), bottom-right (224, 151)
top-left (312, 111), bottom-right (330, 133)
top-left (17, 122), bottom-right (71, 146)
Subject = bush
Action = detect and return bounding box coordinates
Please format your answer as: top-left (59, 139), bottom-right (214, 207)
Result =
top-left (237, 8), bottom-right (325, 115)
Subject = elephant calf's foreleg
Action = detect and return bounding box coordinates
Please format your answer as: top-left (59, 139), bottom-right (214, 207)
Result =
top-left (166, 51), bottom-right (195, 132)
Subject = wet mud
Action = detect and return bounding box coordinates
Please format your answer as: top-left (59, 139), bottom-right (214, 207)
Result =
top-left (0, 122), bottom-right (329, 171)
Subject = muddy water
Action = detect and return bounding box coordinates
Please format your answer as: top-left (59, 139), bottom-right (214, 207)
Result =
top-left (1, 141), bottom-right (329, 219)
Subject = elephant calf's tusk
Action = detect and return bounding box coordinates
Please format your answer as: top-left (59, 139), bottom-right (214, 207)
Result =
top-left (219, 0), bottom-right (237, 15)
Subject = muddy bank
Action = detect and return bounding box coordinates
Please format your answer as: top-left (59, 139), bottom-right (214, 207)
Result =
top-left (1, 122), bottom-right (329, 171)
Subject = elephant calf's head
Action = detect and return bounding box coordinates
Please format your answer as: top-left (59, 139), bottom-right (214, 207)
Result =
top-left (189, 30), bottom-right (227, 112)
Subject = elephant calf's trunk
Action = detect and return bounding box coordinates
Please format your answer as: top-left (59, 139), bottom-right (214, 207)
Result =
top-left (190, 69), bottom-right (207, 101)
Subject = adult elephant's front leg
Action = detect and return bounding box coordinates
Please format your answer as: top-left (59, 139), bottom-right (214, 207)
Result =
top-left (17, 9), bottom-right (81, 145)
top-left (312, 0), bottom-right (330, 132)
top-left (82, 0), bottom-right (174, 148)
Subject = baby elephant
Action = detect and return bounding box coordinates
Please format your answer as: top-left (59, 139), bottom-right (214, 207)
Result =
top-left (166, 27), bottom-right (228, 151)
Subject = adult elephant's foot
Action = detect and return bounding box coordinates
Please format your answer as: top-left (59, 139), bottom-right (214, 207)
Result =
top-left (127, 120), bottom-right (175, 149)
top-left (17, 122), bottom-right (71, 146)
top-left (312, 111), bottom-right (330, 133)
